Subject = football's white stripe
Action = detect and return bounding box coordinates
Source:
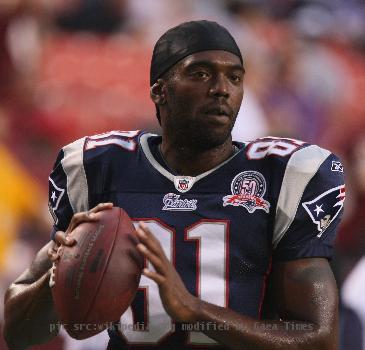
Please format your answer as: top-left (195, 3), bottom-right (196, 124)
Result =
top-left (61, 137), bottom-right (89, 213)
top-left (273, 145), bottom-right (330, 248)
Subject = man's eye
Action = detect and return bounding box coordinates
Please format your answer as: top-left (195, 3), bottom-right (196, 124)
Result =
top-left (230, 75), bottom-right (241, 83)
top-left (193, 71), bottom-right (209, 78)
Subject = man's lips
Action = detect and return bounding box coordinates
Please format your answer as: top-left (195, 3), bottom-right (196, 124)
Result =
top-left (204, 105), bottom-right (232, 117)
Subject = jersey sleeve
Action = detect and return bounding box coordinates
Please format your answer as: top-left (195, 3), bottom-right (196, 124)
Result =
top-left (272, 147), bottom-right (345, 262)
top-left (48, 137), bottom-right (89, 239)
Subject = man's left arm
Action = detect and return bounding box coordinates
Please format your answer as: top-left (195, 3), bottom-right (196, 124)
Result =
top-left (136, 224), bottom-right (338, 350)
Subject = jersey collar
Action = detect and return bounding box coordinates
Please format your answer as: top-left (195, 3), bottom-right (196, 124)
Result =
top-left (140, 133), bottom-right (243, 192)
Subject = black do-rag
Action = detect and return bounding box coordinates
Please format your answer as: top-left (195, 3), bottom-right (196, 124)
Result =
top-left (150, 20), bottom-right (243, 86)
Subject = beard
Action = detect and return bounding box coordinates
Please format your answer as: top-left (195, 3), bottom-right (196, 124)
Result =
top-left (163, 103), bottom-right (236, 152)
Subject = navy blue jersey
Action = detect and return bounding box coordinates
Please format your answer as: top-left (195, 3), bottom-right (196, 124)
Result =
top-left (48, 131), bottom-right (345, 349)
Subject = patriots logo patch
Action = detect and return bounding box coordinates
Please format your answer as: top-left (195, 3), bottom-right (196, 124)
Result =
top-left (49, 178), bottom-right (65, 210)
top-left (48, 177), bottom-right (65, 224)
top-left (302, 185), bottom-right (345, 237)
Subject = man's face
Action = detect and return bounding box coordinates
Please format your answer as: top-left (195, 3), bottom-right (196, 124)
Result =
top-left (161, 50), bottom-right (244, 151)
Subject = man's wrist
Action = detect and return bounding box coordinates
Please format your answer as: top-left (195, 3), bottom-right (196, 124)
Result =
top-left (181, 295), bottom-right (203, 323)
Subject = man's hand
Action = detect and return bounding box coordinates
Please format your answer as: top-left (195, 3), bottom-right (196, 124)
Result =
top-left (47, 202), bottom-right (114, 262)
top-left (135, 222), bottom-right (199, 323)
top-left (4, 202), bottom-right (115, 349)
top-left (135, 223), bottom-right (338, 350)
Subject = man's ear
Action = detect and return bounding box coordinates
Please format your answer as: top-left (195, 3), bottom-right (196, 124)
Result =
top-left (150, 79), bottom-right (166, 106)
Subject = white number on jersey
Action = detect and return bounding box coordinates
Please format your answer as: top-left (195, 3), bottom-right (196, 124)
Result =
top-left (246, 137), bottom-right (305, 159)
top-left (119, 219), bottom-right (229, 346)
top-left (84, 130), bottom-right (140, 151)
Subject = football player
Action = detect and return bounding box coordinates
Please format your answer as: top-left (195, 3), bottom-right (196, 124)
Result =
top-left (4, 21), bottom-right (345, 350)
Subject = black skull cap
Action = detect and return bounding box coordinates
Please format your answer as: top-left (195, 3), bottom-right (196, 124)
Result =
top-left (150, 20), bottom-right (243, 86)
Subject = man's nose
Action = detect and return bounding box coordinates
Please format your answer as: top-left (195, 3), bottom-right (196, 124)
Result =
top-left (208, 73), bottom-right (229, 98)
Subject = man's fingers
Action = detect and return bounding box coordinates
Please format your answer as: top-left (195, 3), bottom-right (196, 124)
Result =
top-left (89, 202), bottom-right (113, 213)
top-left (47, 247), bottom-right (60, 262)
top-left (49, 204), bottom-right (113, 263)
top-left (49, 202), bottom-right (113, 261)
top-left (137, 243), bottom-right (165, 273)
top-left (68, 203), bottom-right (114, 232)
top-left (69, 212), bottom-right (96, 230)
top-left (136, 224), bottom-right (168, 261)
top-left (142, 268), bottom-right (165, 285)
top-left (54, 231), bottom-right (76, 246)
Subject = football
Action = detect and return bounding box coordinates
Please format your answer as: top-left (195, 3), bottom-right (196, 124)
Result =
top-left (51, 207), bottom-right (143, 339)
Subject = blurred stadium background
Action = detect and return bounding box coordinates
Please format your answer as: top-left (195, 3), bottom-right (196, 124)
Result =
top-left (0, 0), bottom-right (364, 349)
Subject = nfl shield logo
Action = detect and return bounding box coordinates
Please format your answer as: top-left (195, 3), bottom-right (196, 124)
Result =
top-left (174, 176), bottom-right (196, 193)
top-left (178, 179), bottom-right (189, 191)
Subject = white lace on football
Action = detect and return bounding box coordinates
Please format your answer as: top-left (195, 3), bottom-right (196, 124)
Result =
top-left (49, 262), bottom-right (56, 287)
top-left (49, 245), bottom-right (63, 287)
